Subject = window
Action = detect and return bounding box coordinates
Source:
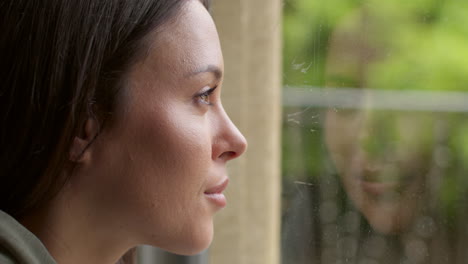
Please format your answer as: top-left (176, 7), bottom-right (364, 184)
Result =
top-left (282, 0), bottom-right (468, 263)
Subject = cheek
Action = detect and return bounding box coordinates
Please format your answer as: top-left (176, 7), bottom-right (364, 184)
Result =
top-left (138, 112), bottom-right (211, 178)
top-left (122, 108), bottom-right (210, 189)
top-left (81, 96), bottom-right (217, 252)
top-left (126, 113), bottom-right (215, 251)
top-left (103, 107), bottom-right (214, 237)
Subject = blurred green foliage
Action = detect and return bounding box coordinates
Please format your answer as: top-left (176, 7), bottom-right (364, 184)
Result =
top-left (282, 0), bottom-right (468, 209)
top-left (283, 0), bottom-right (468, 91)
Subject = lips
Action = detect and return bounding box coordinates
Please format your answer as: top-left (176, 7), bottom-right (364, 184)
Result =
top-left (360, 180), bottom-right (399, 197)
top-left (204, 178), bottom-right (229, 195)
top-left (204, 178), bottom-right (229, 208)
top-left (358, 164), bottom-right (416, 198)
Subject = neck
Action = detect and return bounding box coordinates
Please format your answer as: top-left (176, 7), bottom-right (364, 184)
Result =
top-left (20, 184), bottom-right (135, 264)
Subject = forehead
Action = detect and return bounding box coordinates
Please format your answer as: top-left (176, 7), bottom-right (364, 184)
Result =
top-left (142, 1), bottom-right (223, 77)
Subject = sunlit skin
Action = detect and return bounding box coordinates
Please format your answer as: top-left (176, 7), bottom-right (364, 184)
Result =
top-left (325, 108), bottom-right (433, 234)
top-left (21, 1), bottom-right (247, 264)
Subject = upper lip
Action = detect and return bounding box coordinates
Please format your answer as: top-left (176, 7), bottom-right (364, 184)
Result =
top-left (204, 178), bottom-right (229, 194)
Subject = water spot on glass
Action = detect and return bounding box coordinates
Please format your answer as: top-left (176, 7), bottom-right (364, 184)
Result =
top-left (300, 62), bottom-right (312, 73)
top-left (291, 58), bottom-right (308, 71)
top-left (287, 118), bottom-right (301, 126)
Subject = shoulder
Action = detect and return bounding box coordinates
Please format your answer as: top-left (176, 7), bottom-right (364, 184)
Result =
top-left (0, 211), bottom-right (57, 264)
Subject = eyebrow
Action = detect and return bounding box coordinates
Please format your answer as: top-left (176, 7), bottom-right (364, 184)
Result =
top-left (188, 65), bottom-right (223, 80)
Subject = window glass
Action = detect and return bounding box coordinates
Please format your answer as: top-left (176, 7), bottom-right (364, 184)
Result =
top-left (281, 1), bottom-right (468, 263)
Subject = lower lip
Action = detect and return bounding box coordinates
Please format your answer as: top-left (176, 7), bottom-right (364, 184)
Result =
top-left (361, 180), bottom-right (398, 196)
top-left (204, 193), bottom-right (227, 208)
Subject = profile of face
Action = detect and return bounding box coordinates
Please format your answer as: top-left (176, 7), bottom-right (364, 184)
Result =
top-left (324, 106), bottom-right (434, 234)
top-left (68, 0), bottom-right (247, 256)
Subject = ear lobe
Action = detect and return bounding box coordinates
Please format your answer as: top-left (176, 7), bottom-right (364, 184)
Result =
top-left (69, 118), bottom-right (100, 163)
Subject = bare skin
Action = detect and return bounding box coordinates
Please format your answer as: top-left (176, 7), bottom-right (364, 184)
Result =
top-left (21, 1), bottom-right (247, 263)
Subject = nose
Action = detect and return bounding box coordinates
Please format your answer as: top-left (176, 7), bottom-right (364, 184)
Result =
top-left (212, 106), bottom-right (247, 162)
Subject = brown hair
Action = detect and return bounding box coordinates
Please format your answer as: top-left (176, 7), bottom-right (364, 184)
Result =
top-left (0, 0), bottom-right (211, 219)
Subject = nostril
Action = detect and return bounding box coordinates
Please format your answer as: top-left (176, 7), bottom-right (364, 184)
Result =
top-left (219, 151), bottom-right (237, 161)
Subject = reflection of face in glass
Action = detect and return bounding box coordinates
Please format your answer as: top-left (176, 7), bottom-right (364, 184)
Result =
top-left (324, 108), bottom-right (434, 234)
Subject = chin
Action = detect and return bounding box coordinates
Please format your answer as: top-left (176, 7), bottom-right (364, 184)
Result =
top-left (159, 221), bottom-right (214, 256)
top-left (363, 205), bottom-right (415, 234)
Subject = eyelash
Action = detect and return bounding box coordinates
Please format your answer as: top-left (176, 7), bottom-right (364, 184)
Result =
top-left (196, 86), bottom-right (217, 105)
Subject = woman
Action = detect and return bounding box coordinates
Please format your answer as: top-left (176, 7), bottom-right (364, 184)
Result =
top-left (0, 0), bottom-right (247, 263)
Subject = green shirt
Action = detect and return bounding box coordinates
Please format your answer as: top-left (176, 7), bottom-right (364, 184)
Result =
top-left (0, 210), bottom-right (56, 264)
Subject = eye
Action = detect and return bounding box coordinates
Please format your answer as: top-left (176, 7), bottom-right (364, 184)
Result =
top-left (196, 86), bottom-right (217, 105)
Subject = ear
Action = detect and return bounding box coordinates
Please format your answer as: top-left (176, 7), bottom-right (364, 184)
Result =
top-left (69, 118), bottom-right (100, 163)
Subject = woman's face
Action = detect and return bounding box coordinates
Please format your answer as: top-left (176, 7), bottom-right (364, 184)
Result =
top-left (325, 107), bottom-right (433, 234)
top-left (74, 0), bottom-right (247, 255)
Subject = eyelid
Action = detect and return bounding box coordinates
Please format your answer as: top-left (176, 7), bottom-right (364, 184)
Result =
top-left (196, 86), bottom-right (218, 105)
